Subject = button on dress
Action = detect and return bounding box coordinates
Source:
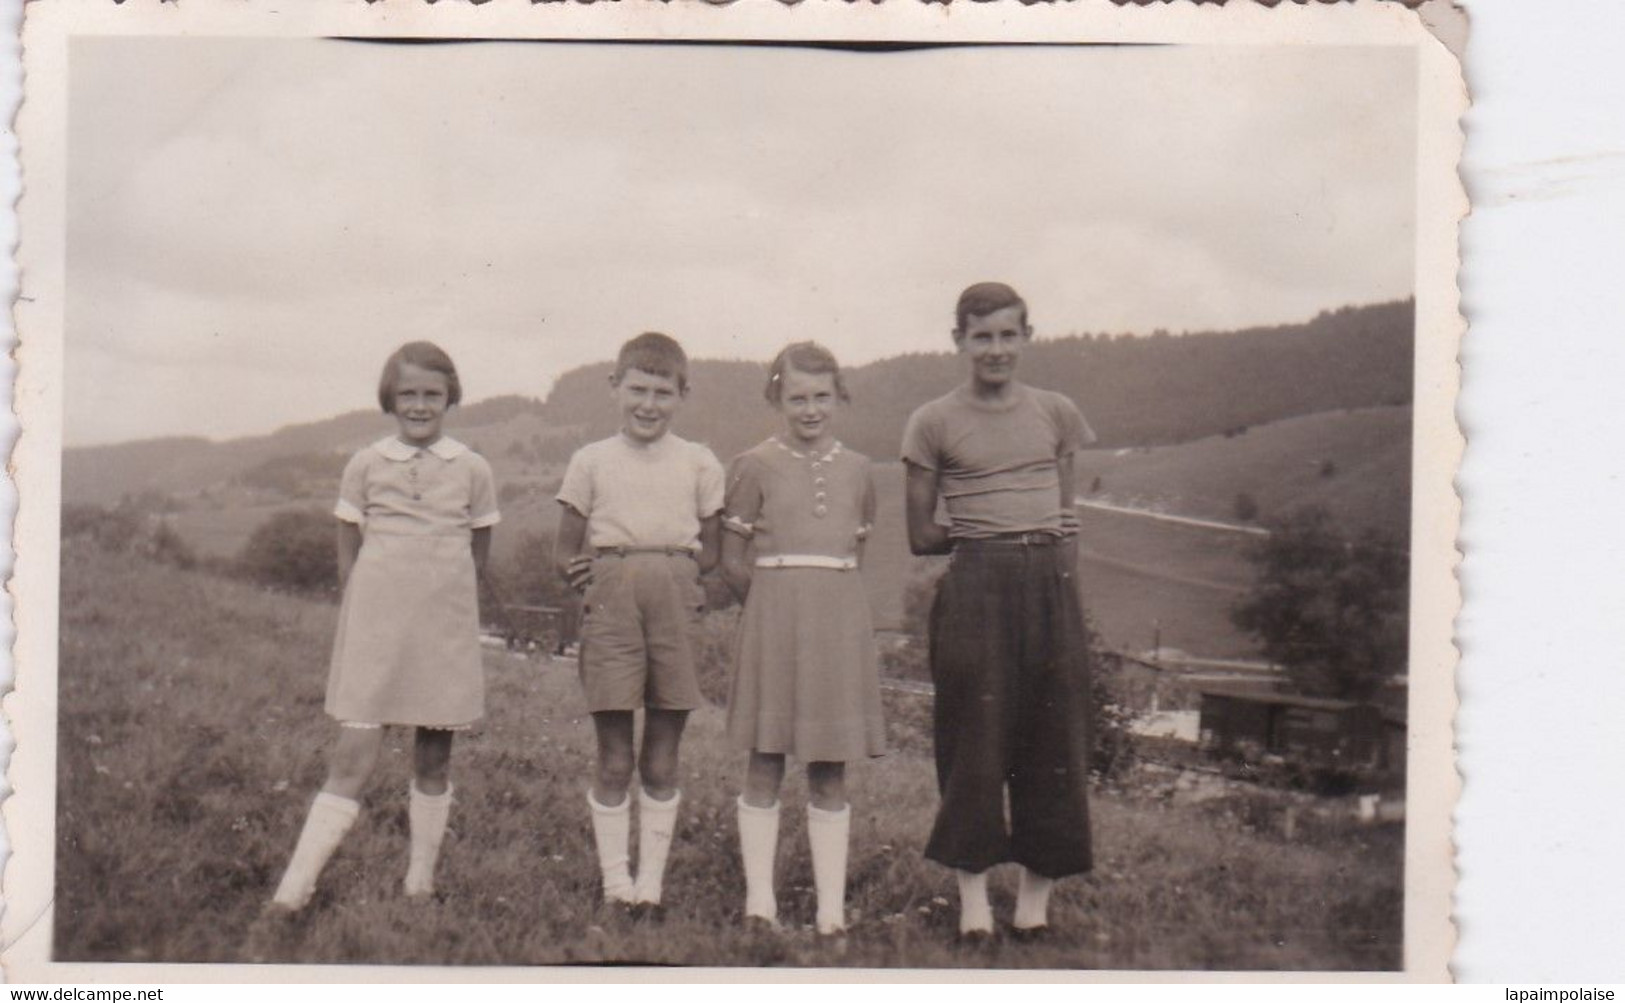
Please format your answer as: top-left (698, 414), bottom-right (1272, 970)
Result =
top-left (722, 439), bottom-right (885, 761)
top-left (325, 436), bottom-right (500, 728)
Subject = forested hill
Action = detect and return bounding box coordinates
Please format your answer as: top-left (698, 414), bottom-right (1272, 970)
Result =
top-left (64, 299), bottom-right (1410, 505)
top-left (540, 299), bottom-right (1414, 463)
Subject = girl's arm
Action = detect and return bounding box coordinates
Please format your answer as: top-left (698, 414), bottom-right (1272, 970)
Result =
top-left (471, 526), bottom-right (493, 578)
top-left (855, 466), bottom-right (878, 567)
top-left (554, 504), bottom-right (593, 592)
top-left (335, 520), bottom-right (363, 588)
top-left (696, 512), bottom-right (722, 576)
top-left (719, 526), bottom-right (753, 602)
top-left (904, 462), bottom-right (952, 556)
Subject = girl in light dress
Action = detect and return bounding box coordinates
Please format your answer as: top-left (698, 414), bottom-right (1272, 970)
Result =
top-left (270, 341), bottom-right (499, 911)
top-left (720, 342), bottom-right (885, 936)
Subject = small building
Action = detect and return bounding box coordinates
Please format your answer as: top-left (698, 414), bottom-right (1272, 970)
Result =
top-left (1197, 685), bottom-right (1387, 768)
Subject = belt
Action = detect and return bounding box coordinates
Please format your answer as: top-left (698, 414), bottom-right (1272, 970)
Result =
top-left (753, 554), bottom-right (857, 571)
top-left (953, 532), bottom-right (1064, 548)
top-left (594, 546), bottom-right (697, 559)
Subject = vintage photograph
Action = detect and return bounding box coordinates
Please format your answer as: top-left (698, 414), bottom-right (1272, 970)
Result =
top-left (5, 1), bottom-right (1463, 981)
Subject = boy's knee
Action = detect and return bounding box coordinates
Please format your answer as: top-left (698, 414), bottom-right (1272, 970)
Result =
top-left (598, 751), bottom-right (635, 785)
top-left (638, 753), bottom-right (679, 797)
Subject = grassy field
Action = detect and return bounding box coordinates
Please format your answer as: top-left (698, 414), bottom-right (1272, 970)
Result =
top-left (54, 542), bottom-right (1403, 971)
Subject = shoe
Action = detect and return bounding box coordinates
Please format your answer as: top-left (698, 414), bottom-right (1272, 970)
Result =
top-left (956, 927), bottom-right (996, 947)
top-left (743, 915), bottom-right (783, 935)
top-left (1009, 924), bottom-right (1053, 944)
top-left (627, 901), bottom-right (667, 923)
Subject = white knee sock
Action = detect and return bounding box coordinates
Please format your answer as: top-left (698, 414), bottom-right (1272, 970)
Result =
top-left (736, 797), bottom-right (781, 923)
top-left (807, 802), bottom-right (851, 935)
top-left (1013, 866), bottom-right (1056, 931)
top-left (272, 791), bottom-right (360, 910)
top-left (632, 787), bottom-right (681, 906)
top-left (587, 789), bottom-right (636, 904)
top-left (956, 868), bottom-right (994, 935)
top-left (404, 782), bottom-right (453, 897)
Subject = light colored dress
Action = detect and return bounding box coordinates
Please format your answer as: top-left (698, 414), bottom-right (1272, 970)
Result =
top-left (723, 438), bottom-right (886, 761)
top-left (326, 435), bottom-right (500, 728)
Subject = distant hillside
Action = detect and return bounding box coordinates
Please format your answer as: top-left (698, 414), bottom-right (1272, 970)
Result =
top-left (63, 300), bottom-right (1411, 508)
top-left (64, 395), bottom-right (550, 507)
top-left (535, 299), bottom-right (1414, 463)
top-left (1074, 405), bottom-right (1413, 540)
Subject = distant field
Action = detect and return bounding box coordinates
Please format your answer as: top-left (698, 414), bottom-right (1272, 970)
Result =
top-left (1074, 406), bottom-right (1412, 539)
top-left (54, 543), bottom-right (1402, 969)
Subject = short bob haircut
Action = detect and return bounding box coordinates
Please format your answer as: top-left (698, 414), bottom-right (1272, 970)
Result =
top-left (378, 341), bottom-right (462, 413)
top-left (954, 281), bottom-right (1030, 333)
top-left (764, 341), bottom-right (850, 405)
top-left (612, 332), bottom-right (690, 392)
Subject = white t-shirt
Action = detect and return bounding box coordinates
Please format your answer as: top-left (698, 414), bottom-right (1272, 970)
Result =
top-left (556, 432), bottom-right (726, 551)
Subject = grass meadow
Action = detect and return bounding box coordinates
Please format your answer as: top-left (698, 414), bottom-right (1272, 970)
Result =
top-left (55, 541), bottom-right (1403, 971)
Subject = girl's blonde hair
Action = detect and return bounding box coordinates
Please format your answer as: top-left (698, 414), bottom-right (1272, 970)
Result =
top-left (764, 341), bottom-right (850, 405)
top-left (378, 341), bottom-right (462, 413)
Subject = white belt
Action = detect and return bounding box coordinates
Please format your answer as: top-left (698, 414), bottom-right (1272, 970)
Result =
top-left (753, 554), bottom-right (857, 571)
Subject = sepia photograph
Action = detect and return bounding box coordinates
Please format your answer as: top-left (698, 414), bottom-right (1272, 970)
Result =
top-left (5, 0), bottom-right (1463, 982)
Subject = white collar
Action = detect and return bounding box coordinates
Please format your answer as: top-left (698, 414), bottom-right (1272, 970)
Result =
top-left (773, 437), bottom-right (842, 464)
top-left (371, 435), bottom-right (469, 462)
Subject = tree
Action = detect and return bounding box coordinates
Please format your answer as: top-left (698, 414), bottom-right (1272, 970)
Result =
top-left (1231, 507), bottom-right (1408, 700)
top-left (238, 509), bottom-right (340, 595)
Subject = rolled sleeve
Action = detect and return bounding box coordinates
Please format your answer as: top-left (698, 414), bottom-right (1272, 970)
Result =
top-left (722, 452), bottom-right (764, 538)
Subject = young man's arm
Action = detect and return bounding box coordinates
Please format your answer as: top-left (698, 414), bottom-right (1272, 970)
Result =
top-left (1057, 450), bottom-right (1080, 564)
top-left (696, 512), bottom-right (722, 575)
top-left (335, 520), bottom-right (363, 588)
top-left (719, 527), bottom-right (752, 602)
top-left (904, 461), bottom-right (953, 556)
top-left (554, 503), bottom-right (593, 592)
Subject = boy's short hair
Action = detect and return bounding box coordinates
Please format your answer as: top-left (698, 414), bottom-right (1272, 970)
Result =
top-left (764, 341), bottom-right (851, 405)
top-left (955, 281), bottom-right (1029, 332)
top-left (614, 332), bottom-right (689, 391)
top-left (378, 341), bottom-right (462, 413)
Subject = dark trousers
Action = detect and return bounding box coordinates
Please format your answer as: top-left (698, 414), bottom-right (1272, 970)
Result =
top-left (924, 541), bottom-right (1093, 878)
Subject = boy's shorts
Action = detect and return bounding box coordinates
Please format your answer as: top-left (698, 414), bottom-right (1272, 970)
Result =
top-left (578, 549), bottom-right (707, 713)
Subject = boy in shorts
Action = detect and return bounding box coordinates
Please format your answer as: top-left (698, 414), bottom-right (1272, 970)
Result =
top-left (901, 282), bottom-right (1096, 940)
top-left (555, 332), bottom-right (725, 911)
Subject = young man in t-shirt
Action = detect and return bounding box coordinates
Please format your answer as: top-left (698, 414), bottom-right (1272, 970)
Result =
top-left (901, 281), bottom-right (1097, 941)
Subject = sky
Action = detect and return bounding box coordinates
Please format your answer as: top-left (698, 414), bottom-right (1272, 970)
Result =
top-left (65, 38), bottom-right (1417, 446)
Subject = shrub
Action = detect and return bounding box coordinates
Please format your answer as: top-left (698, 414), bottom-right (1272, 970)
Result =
top-left (61, 503), bottom-right (196, 569)
top-left (237, 509), bottom-right (339, 595)
top-left (62, 504), bottom-right (143, 552)
top-left (1086, 625), bottom-right (1136, 783)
